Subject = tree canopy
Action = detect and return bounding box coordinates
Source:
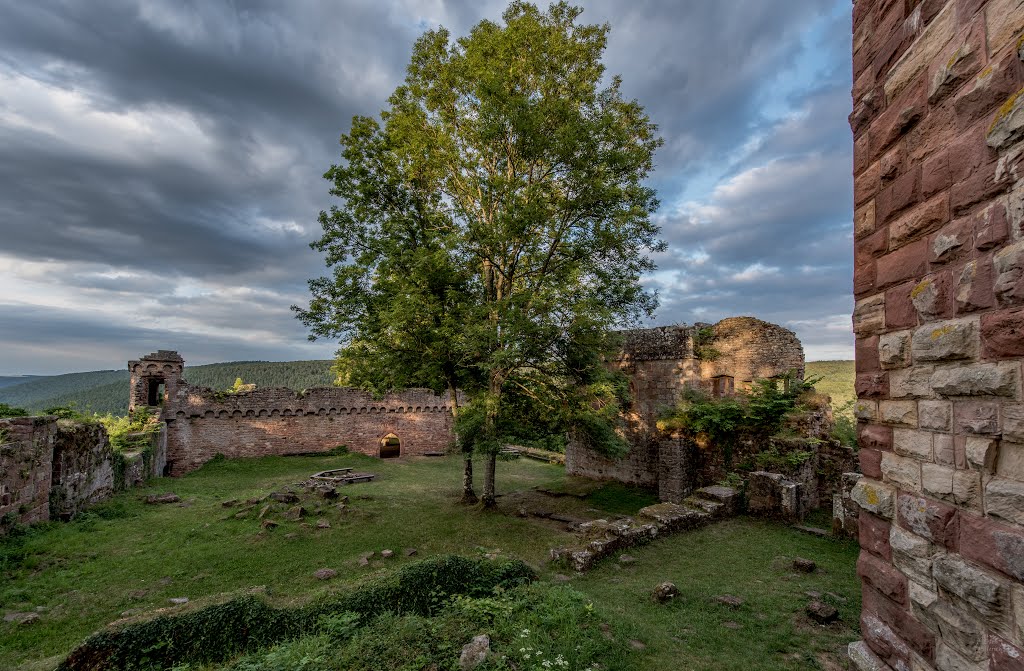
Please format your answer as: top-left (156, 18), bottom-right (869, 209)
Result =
top-left (295, 1), bottom-right (664, 505)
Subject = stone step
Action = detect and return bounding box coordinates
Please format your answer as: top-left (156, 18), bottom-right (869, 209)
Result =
top-left (694, 486), bottom-right (740, 515)
top-left (683, 496), bottom-right (724, 517)
top-left (638, 502), bottom-right (711, 532)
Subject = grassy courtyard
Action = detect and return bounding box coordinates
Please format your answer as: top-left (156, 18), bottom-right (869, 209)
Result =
top-left (0, 454), bottom-right (860, 670)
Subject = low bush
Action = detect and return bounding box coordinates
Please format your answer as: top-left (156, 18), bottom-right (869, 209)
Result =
top-left (58, 555), bottom-right (535, 671)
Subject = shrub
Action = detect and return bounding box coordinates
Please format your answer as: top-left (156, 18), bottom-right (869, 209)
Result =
top-left (58, 555), bottom-right (535, 671)
top-left (0, 403), bottom-right (29, 418)
top-left (97, 407), bottom-right (160, 453)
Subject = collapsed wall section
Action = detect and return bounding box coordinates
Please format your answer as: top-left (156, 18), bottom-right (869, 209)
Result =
top-left (851, 0), bottom-right (1024, 668)
top-left (164, 384), bottom-right (455, 475)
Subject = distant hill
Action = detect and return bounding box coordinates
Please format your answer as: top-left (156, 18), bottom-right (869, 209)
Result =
top-left (805, 360), bottom-right (855, 414)
top-left (0, 361), bottom-right (335, 416)
top-left (0, 375), bottom-right (43, 389)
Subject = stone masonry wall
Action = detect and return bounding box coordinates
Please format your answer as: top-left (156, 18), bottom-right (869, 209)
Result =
top-left (850, 1), bottom-right (1024, 669)
top-left (566, 317), bottom-right (805, 498)
top-left (164, 384), bottom-right (455, 476)
top-left (0, 417), bottom-right (55, 528)
top-left (50, 421), bottom-right (114, 521)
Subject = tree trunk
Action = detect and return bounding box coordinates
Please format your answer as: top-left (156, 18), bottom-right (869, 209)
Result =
top-left (482, 451), bottom-right (497, 507)
top-left (461, 453), bottom-right (478, 504)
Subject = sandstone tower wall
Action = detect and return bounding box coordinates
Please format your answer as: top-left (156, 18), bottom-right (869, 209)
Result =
top-left (850, 0), bottom-right (1024, 668)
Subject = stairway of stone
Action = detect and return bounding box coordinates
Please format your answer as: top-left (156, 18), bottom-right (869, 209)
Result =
top-left (549, 486), bottom-right (739, 572)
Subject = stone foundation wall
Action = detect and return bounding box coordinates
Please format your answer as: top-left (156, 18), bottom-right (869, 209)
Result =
top-left (0, 417), bottom-right (55, 528)
top-left (164, 384), bottom-right (455, 475)
top-left (851, 0), bottom-right (1024, 668)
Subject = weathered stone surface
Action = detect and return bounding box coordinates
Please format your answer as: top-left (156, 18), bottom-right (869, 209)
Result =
top-left (997, 442), bottom-right (1024, 482)
top-left (807, 600), bottom-right (839, 624)
top-left (932, 362), bottom-right (1018, 397)
top-left (858, 550), bottom-right (907, 604)
top-left (965, 437), bottom-right (998, 472)
top-left (988, 634), bottom-right (1024, 671)
top-left (459, 634), bottom-right (491, 671)
top-left (860, 511), bottom-right (893, 560)
top-left (883, 451), bottom-right (923, 490)
top-left (879, 330), bottom-right (913, 369)
top-left (993, 240), bottom-right (1024, 306)
top-left (880, 400), bottom-right (919, 426)
top-left (912, 318), bottom-right (980, 361)
top-left (983, 308), bottom-right (1024, 359)
top-left (899, 493), bottom-right (959, 549)
top-left (919, 400), bottom-right (953, 431)
top-left (890, 365), bottom-right (935, 398)
top-left (933, 554), bottom-right (1008, 622)
top-left (987, 88), bottom-right (1024, 152)
top-left (934, 433), bottom-right (955, 465)
top-left (959, 513), bottom-right (1024, 582)
top-left (855, 294), bottom-right (888, 335)
top-left (652, 582), bottom-right (680, 603)
top-left (852, 479), bottom-right (897, 519)
top-left (848, 640), bottom-right (890, 671)
top-left (885, 1), bottom-right (955, 101)
top-left (986, 478), bottom-right (1024, 526)
top-left (715, 594), bottom-right (743, 608)
top-left (314, 568), bottom-right (337, 580)
top-left (954, 401), bottom-right (1002, 434)
top-left (894, 428), bottom-right (935, 459)
top-left (1006, 404), bottom-right (1024, 442)
top-left (891, 525), bottom-right (939, 586)
top-left (856, 400), bottom-right (880, 421)
top-left (923, 463), bottom-right (956, 499)
top-left (936, 641), bottom-right (987, 671)
top-left (926, 599), bottom-right (989, 662)
top-left (955, 258), bottom-right (996, 313)
top-left (793, 557), bottom-right (817, 573)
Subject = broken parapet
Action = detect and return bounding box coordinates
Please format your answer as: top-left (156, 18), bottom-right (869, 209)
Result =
top-left (550, 486), bottom-right (739, 571)
top-left (746, 471), bottom-right (805, 522)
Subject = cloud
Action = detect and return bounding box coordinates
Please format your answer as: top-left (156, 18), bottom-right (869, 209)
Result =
top-left (0, 0), bottom-right (854, 373)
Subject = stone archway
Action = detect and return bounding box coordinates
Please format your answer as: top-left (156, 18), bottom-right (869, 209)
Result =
top-left (379, 433), bottom-right (401, 459)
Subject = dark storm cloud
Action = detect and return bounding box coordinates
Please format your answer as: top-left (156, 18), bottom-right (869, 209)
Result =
top-left (0, 0), bottom-right (854, 372)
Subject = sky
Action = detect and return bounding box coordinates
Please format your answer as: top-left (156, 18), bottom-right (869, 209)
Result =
top-left (0, 0), bottom-right (854, 375)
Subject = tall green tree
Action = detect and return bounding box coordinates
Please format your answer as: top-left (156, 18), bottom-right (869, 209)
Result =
top-left (296, 1), bottom-right (663, 506)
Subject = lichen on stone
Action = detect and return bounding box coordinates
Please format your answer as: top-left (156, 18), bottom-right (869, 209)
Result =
top-left (930, 325), bottom-right (953, 340)
top-left (910, 279), bottom-right (932, 298)
top-left (989, 86), bottom-right (1024, 137)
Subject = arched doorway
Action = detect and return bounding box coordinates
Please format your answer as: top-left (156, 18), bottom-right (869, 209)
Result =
top-left (379, 433), bottom-right (401, 458)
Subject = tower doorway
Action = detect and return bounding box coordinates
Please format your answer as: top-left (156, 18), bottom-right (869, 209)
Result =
top-left (380, 433), bottom-right (401, 458)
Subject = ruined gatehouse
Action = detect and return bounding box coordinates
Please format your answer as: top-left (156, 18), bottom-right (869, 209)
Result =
top-left (565, 316), bottom-right (810, 502)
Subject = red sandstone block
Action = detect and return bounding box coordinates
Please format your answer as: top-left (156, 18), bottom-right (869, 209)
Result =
top-left (859, 510), bottom-right (892, 559)
top-left (857, 335), bottom-right (881, 373)
top-left (859, 423), bottom-right (894, 452)
top-left (975, 202), bottom-right (1009, 251)
top-left (869, 78), bottom-right (925, 161)
top-left (981, 308), bottom-right (1024, 359)
top-left (929, 216), bottom-right (973, 266)
top-left (954, 51), bottom-right (1023, 131)
top-left (898, 492), bottom-right (960, 551)
top-left (955, 0), bottom-right (985, 26)
top-left (872, 18), bottom-right (917, 82)
top-left (877, 167), bottom-right (923, 225)
top-left (918, 0), bottom-right (948, 25)
top-left (906, 100), bottom-right (956, 163)
top-left (861, 448), bottom-right (884, 479)
top-left (878, 239), bottom-right (929, 288)
top-left (890, 192), bottom-right (950, 249)
top-left (921, 150), bottom-right (950, 198)
top-left (990, 635), bottom-right (1024, 671)
top-left (855, 259), bottom-right (878, 298)
top-left (880, 143), bottom-right (907, 185)
top-left (862, 584), bottom-right (936, 663)
top-left (856, 162), bottom-right (882, 206)
top-left (951, 160), bottom-right (1011, 216)
top-left (857, 372), bottom-right (890, 399)
top-left (960, 511), bottom-right (1024, 582)
top-left (954, 255), bottom-right (996, 314)
top-left (948, 125), bottom-right (997, 183)
top-left (953, 400), bottom-right (1001, 435)
top-left (886, 281), bottom-right (919, 328)
top-left (857, 550), bottom-right (908, 604)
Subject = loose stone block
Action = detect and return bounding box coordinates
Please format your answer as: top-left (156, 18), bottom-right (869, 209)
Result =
top-left (852, 479), bottom-right (897, 519)
top-left (932, 362), bottom-right (1018, 397)
top-left (879, 330), bottom-right (913, 369)
top-left (883, 451), bottom-right (923, 490)
top-left (985, 478), bottom-right (1024, 526)
top-left (911, 318), bottom-right (980, 361)
top-left (880, 400), bottom-right (920, 426)
top-left (894, 428), bottom-right (935, 459)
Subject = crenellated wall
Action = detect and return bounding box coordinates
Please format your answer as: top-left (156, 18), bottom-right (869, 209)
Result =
top-left (127, 352), bottom-right (457, 476)
top-left (850, 0), bottom-right (1024, 669)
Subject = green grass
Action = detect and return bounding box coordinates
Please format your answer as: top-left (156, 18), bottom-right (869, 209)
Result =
top-left (806, 360), bottom-right (854, 416)
top-left (0, 455), bottom-right (860, 671)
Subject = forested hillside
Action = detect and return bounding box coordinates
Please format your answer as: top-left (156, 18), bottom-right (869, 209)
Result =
top-left (0, 361), bottom-right (335, 416)
top-left (805, 360), bottom-right (854, 414)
